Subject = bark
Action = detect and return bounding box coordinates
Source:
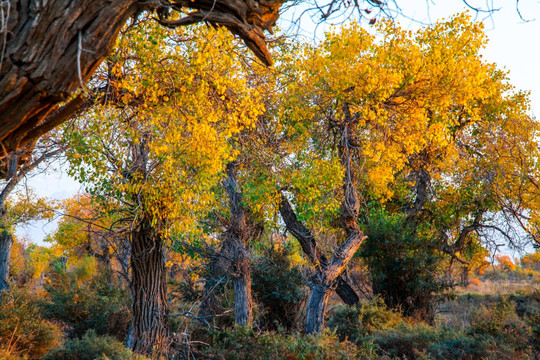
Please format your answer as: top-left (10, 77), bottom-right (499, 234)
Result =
top-left (279, 193), bottom-right (359, 305)
top-left (223, 161), bottom-right (258, 327)
top-left (0, 227), bottom-right (12, 292)
top-left (304, 281), bottom-right (333, 334)
top-left (0, 0), bottom-right (285, 170)
top-left (0, 0), bottom-right (143, 159)
top-left (304, 120), bottom-right (367, 334)
top-left (405, 167), bottom-right (431, 218)
top-left (127, 221), bottom-right (169, 355)
top-left (232, 247), bottom-right (252, 326)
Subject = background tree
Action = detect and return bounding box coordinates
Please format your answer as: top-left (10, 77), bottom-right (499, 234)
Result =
top-left (0, 133), bottom-right (63, 292)
top-left (239, 13), bottom-right (539, 329)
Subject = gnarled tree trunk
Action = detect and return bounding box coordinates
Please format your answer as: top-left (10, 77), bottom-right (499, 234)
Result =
top-left (279, 194), bottom-right (359, 305)
top-left (304, 228), bottom-right (366, 333)
top-left (223, 161), bottom-right (260, 327)
top-left (128, 221), bottom-right (169, 355)
top-left (304, 119), bottom-right (367, 334)
top-left (0, 0), bottom-right (284, 171)
top-left (231, 246), bottom-right (253, 326)
top-left (0, 0), bottom-right (143, 159)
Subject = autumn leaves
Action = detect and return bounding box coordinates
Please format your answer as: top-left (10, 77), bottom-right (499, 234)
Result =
top-left (64, 12), bottom-right (538, 347)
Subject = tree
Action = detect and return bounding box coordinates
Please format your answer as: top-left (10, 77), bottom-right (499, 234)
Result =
top-left (65, 21), bottom-right (264, 354)
top-left (238, 13), bottom-right (538, 331)
top-left (45, 195), bottom-right (132, 284)
top-left (0, 133), bottom-right (62, 292)
top-left (325, 14), bottom-right (539, 313)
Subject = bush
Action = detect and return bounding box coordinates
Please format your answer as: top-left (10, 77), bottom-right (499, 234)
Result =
top-left (202, 327), bottom-right (365, 360)
top-left (526, 312), bottom-right (540, 354)
top-left (43, 330), bottom-right (148, 360)
top-left (372, 323), bottom-right (498, 360)
top-left (0, 287), bottom-right (62, 359)
top-left (468, 298), bottom-right (532, 356)
top-left (326, 298), bottom-right (402, 343)
top-left (252, 244), bottom-right (307, 331)
top-left (41, 260), bottom-right (131, 340)
top-left (360, 209), bottom-right (450, 321)
top-left (368, 298), bottom-right (535, 360)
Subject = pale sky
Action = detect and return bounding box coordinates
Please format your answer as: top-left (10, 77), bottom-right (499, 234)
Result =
top-left (17, 1), bottom-right (540, 250)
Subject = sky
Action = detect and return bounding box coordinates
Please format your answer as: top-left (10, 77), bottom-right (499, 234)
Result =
top-left (16, 0), bottom-right (540, 252)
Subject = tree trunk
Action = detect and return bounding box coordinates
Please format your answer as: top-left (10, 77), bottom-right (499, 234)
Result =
top-left (0, 0), bottom-right (143, 157)
top-left (0, 228), bottom-right (13, 292)
top-left (305, 281), bottom-right (333, 334)
top-left (128, 222), bottom-right (169, 355)
top-left (279, 194), bottom-right (359, 305)
top-left (231, 246), bottom-right (253, 326)
top-left (304, 112), bottom-right (367, 334)
top-left (198, 238), bottom-right (234, 319)
top-left (304, 228), bottom-right (365, 334)
top-left (223, 161), bottom-right (259, 327)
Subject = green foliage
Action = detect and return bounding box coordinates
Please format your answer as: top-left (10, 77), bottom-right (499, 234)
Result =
top-left (360, 209), bottom-right (450, 320)
top-left (326, 298), bottom-right (403, 343)
top-left (526, 312), bottom-right (540, 353)
top-left (0, 287), bottom-right (62, 359)
top-left (252, 244), bottom-right (307, 331)
top-left (371, 323), bottom-right (495, 360)
top-left (368, 298), bottom-right (535, 360)
top-left (41, 261), bottom-right (130, 340)
top-left (202, 327), bottom-right (363, 360)
top-left (43, 330), bottom-right (148, 360)
top-left (468, 298), bottom-right (532, 355)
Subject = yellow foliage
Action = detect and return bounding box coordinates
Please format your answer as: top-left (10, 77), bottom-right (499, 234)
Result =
top-left (66, 21), bottom-right (264, 237)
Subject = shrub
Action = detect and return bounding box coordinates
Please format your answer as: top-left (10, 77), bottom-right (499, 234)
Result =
top-left (468, 298), bottom-right (532, 356)
top-left (252, 244), bottom-right (307, 331)
top-left (43, 330), bottom-right (149, 360)
top-left (326, 298), bottom-right (402, 343)
top-left (41, 260), bottom-right (131, 340)
top-left (360, 209), bottom-right (450, 322)
top-left (526, 312), bottom-right (540, 354)
top-left (369, 298), bottom-right (535, 360)
top-left (202, 327), bottom-right (364, 360)
top-left (0, 287), bottom-right (62, 359)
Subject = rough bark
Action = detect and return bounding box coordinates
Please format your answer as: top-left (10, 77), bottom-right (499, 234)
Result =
top-left (223, 161), bottom-right (258, 327)
top-left (0, 227), bottom-right (12, 292)
top-left (279, 193), bottom-right (359, 305)
top-left (127, 221), bottom-right (169, 355)
top-left (304, 121), bottom-right (367, 334)
top-left (0, 0), bottom-right (285, 170)
top-left (405, 167), bottom-right (431, 218)
top-left (232, 248), bottom-right (252, 326)
top-left (304, 281), bottom-right (333, 334)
